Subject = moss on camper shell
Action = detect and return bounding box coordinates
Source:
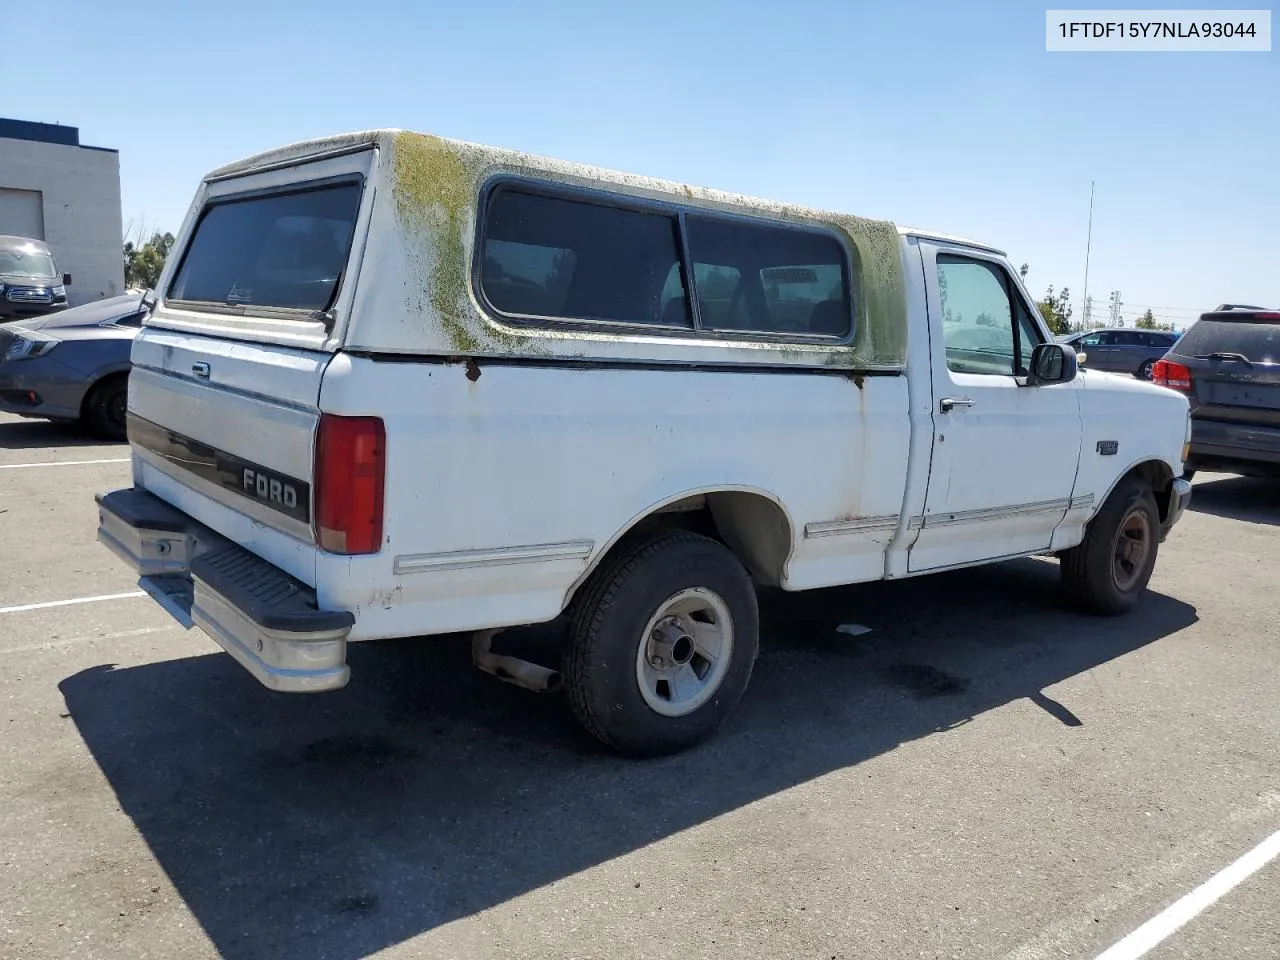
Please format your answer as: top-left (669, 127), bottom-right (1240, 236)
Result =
top-left (389, 131), bottom-right (908, 367)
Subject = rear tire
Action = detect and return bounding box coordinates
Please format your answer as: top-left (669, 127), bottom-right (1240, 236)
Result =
top-left (564, 529), bottom-right (759, 756)
top-left (1060, 477), bottom-right (1160, 615)
top-left (83, 374), bottom-right (128, 441)
top-left (1138, 359), bottom-right (1155, 380)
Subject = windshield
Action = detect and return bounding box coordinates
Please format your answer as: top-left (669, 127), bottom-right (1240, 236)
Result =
top-left (0, 248), bottom-right (57, 279)
top-left (168, 181), bottom-right (361, 314)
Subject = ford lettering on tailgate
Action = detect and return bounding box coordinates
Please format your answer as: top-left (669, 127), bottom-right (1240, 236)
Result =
top-left (127, 414), bottom-right (311, 523)
top-left (221, 458), bottom-right (309, 522)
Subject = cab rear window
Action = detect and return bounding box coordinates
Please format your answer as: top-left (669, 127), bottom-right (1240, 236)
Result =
top-left (168, 181), bottom-right (361, 315)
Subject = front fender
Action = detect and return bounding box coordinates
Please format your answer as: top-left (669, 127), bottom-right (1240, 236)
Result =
top-left (1074, 372), bottom-right (1188, 504)
top-left (82, 360), bottom-right (133, 384)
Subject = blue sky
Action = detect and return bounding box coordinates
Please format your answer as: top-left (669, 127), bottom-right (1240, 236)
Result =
top-left (13, 0), bottom-right (1278, 328)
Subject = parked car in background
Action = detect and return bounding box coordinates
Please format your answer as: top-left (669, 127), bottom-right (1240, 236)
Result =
top-left (1155, 305), bottom-right (1280, 478)
top-left (0, 293), bottom-right (148, 440)
top-left (1059, 328), bottom-right (1180, 379)
top-left (0, 235), bottom-right (71, 321)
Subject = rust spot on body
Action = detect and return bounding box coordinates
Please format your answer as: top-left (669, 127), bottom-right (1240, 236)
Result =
top-left (465, 359), bottom-right (481, 382)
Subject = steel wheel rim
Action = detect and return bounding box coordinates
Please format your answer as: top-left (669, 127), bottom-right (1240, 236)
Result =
top-left (635, 587), bottom-right (734, 718)
top-left (1111, 507), bottom-right (1152, 592)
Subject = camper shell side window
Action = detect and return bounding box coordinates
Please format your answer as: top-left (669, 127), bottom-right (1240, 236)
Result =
top-left (474, 178), bottom-right (856, 345)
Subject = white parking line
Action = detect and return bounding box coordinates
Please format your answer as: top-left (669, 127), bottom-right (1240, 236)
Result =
top-left (1093, 826), bottom-right (1280, 960)
top-left (0, 458), bottom-right (130, 469)
top-left (6, 625), bottom-right (171, 655)
top-left (0, 591), bottom-right (146, 615)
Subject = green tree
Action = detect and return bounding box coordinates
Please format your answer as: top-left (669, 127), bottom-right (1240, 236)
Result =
top-left (939, 264), bottom-right (955, 323)
top-left (1134, 308), bottom-right (1176, 331)
top-left (1037, 284), bottom-right (1073, 336)
top-left (123, 231), bottom-right (176, 289)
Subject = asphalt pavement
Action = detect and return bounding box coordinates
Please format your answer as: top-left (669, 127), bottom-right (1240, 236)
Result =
top-left (1, 411), bottom-right (1277, 960)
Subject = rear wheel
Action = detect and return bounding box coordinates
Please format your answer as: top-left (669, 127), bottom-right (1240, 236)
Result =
top-left (563, 529), bottom-right (759, 756)
top-left (83, 374), bottom-right (128, 441)
top-left (1138, 359), bottom-right (1156, 380)
top-left (1060, 476), bottom-right (1160, 615)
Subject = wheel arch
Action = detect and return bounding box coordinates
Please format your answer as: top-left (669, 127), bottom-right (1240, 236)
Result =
top-left (1097, 458), bottom-right (1176, 522)
top-left (78, 366), bottom-right (130, 419)
top-left (563, 485), bottom-right (797, 608)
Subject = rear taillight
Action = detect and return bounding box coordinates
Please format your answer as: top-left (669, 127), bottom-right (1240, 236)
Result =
top-left (314, 414), bottom-right (386, 555)
top-left (1152, 359), bottom-right (1192, 392)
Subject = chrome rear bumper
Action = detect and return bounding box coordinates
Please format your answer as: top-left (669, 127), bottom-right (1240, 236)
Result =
top-left (96, 487), bottom-right (352, 693)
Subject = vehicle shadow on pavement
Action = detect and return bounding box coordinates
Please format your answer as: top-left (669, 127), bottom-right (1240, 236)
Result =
top-left (0, 418), bottom-right (118, 451)
top-left (1188, 476), bottom-right (1279, 527)
top-left (60, 558), bottom-right (1197, 960)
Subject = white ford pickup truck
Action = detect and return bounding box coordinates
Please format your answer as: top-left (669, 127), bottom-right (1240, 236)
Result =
top-left (97, 130), bottom-right (1192, 755)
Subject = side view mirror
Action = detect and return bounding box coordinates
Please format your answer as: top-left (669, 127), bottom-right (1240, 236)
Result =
top-left (1027, 342), bottom-right (1078, 386)
top-left (62, 274), bottom-right (72, 286)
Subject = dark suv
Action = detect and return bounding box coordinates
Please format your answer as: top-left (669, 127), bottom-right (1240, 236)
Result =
top-left (1154, 305), bottom-right (1280, 478)
top-left (1061, 328), bottom-right (1181, 379)
top-left (0, 235), bottom-right (71, 320)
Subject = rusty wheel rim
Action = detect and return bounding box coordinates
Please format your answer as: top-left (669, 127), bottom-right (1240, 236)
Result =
top-left (1111, 507), bottom-right (1152, 593)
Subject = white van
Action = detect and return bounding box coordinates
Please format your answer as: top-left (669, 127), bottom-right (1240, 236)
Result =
top-left (97, 130), bottom-right (1192, 755)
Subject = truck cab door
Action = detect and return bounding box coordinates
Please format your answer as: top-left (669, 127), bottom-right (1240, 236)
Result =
top-left (908, 243), bottom-right (1084, 573)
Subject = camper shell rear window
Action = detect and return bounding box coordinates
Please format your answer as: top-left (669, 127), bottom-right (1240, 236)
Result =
top-left (167, 178), bottom-right (362, 319)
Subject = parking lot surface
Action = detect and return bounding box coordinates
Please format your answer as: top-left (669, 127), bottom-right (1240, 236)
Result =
top-left (1, 410), bottom-right (1277, 960)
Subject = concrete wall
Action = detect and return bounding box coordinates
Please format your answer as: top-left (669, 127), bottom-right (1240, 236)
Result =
top-left (0, 135), bottom-right (124, 306)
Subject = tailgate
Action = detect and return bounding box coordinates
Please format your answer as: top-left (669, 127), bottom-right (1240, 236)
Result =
top-left (128, 328), bottom-right (328, 544)
top-left (1193, 374), bottom-right (1280, 427)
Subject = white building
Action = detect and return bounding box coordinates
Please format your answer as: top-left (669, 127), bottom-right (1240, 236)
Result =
top-left (0, 118), bottom-right (124, 307)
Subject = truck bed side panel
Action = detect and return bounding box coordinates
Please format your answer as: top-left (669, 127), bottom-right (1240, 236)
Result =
top-left (315, 355), bottom-right (910, 639)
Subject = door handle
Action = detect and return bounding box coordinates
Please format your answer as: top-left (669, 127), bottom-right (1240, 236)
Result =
top-left (191, 362), bottom-right (210, 379)
top-left (939, 397), bottom-right (976, 412)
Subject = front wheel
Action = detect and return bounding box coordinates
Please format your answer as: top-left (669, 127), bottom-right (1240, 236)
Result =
top-left (563, 529), bottom-right (759, 756)
top-left (83, 374), bottom-right (128, 441)
top-left (1060, 477), bottom-right (1160, 615)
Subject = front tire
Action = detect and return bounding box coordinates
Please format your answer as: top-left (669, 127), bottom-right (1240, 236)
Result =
top-left (564, 529), bottom-right (759, 756)
top-left (83, 374), bottom-right (128, 441)
top-left (1060, 477), bottom-right (1160, 615)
